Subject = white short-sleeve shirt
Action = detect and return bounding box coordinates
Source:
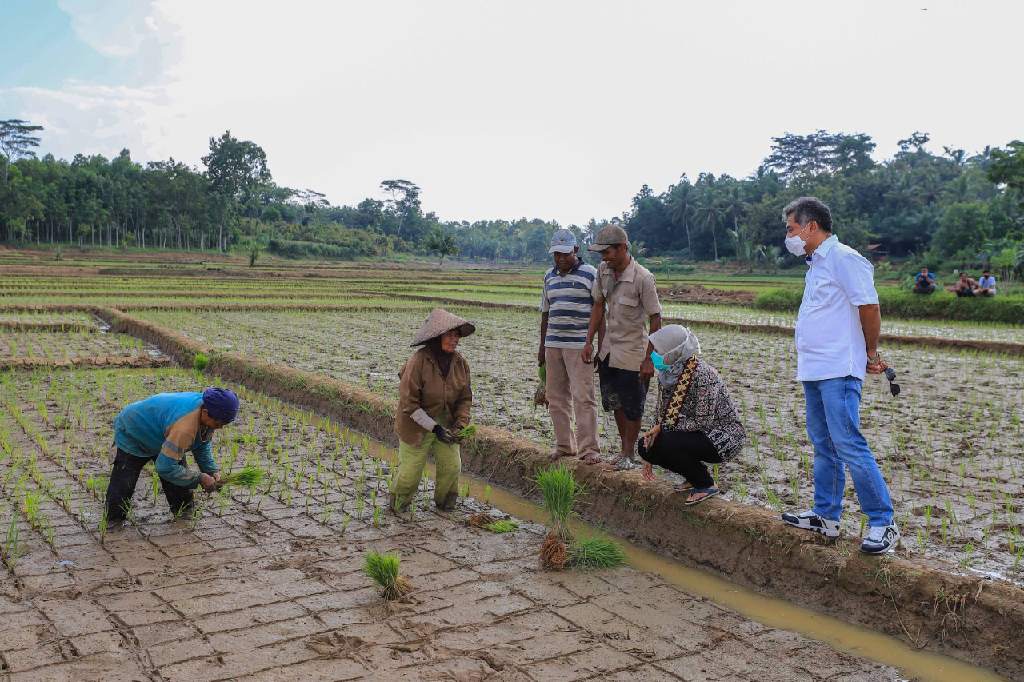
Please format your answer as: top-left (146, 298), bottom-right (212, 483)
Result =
top-left (795, 235), bottom-right (879, 382)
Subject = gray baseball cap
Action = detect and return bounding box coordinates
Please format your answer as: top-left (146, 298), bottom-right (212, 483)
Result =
top-left (549, 229), bottom-right (578, 254)
top-left (587, 224), bottom-right (628, 252)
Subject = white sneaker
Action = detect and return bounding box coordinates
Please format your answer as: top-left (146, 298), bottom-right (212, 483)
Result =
top-left (781, 510), bottom-right (840, 538)
top-left (860, 524), bottom-right (900, 554)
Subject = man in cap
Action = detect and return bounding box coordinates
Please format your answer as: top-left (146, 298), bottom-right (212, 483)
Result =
top-left (104, 387), bottom-right (240, 523)
top-left (538, 229), bottom-right (601, 463)
top-left (581, 224), bottom-right (662, 470)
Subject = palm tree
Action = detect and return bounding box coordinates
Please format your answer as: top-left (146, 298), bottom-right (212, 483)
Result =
top-left (668, 182), bottom-right (695, 258)
top-left (695, 196), bottom-right (722, 261)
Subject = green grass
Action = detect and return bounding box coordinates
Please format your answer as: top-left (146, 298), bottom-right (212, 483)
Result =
top-left (568, 537), bottom-right (627, 569)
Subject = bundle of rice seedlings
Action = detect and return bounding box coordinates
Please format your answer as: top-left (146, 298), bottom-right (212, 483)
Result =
top-left (466, 512), bottom-right (492, 528)
top-left (363, 550), bottom-right (411, 600)
top-left (568, 537), bottom-right (626, 569)
top-left (484, 519), bottom-right (519, 534)
top-left (535, 463), bottom-right (581, 541)
top-left (455, 424), bottom-right (477, 440)
top-left (218, 465), bottom-right (265, 488)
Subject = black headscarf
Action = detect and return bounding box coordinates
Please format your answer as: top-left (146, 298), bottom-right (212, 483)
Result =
top-left (426, 336), bottom-right (453, 378)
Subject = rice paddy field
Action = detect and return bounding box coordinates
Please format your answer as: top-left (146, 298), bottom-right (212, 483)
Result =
top-left (0, 255), bottom-right (1020, 681)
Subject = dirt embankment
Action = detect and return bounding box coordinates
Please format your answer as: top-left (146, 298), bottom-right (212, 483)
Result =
top-left (661, 284), bottom-right (756, 305)
top-left (95, 306), bottom-right (1024, 680)
top-left (0, 354), bottom-right (171, 371)
top-left (0, 321), bottom-right (96, 333)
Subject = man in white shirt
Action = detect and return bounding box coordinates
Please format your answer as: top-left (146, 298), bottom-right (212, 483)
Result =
top-left (779, 197), bottom-right (899, 555)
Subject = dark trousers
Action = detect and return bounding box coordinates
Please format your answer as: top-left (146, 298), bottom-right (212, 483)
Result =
top-left (638, 429), bottom-right (722, 488)
top-left (105, 448), bottom-right (193, 522)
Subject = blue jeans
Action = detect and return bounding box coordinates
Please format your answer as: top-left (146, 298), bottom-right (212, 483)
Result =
top-left (803, 376), bottom-right (893, 526)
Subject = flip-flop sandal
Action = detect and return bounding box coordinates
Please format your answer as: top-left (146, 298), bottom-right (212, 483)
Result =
top-left (685, 488), bottom-right (719, 506)
top-left (673, 482), bottom-right (694, 493)
top-left (548, 451), bottom-right (574, 463)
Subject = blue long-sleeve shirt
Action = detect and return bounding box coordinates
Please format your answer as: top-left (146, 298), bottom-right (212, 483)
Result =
top-left (114, 392), bottom-right (219, 488)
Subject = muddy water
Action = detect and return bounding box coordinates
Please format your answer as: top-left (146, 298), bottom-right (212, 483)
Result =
top-left (361, 438), bottom-right (1007, 682)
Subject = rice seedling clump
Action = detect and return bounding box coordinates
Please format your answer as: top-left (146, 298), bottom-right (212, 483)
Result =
top-left (219, 465), bottom-right (266, 488)
top-left (363, 550), bottom-right (411, 600)
top-left (568, 537), bottom-right (626, 569)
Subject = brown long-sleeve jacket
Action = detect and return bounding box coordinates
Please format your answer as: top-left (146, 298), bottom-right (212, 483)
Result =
top-left (396, 347), bottom-right (473, 446)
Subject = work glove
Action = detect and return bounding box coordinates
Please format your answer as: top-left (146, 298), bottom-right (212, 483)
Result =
top-left (432, 425), bottom-right (455, 445)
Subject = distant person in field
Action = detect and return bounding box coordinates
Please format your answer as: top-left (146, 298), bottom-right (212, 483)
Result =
top-left (581, 224), bottom-right (662, 470)
top-left (392, 308), bottom-right (474, 512)
top-left (538, 229), bottom-right (601, 464)
top-left (779, 197), bottom-right (899, 555)
top-left (977, 269), bottom-right (997, 296)
top-left (105, 387), bottom-right (239, 524)
top-left (912, 267), bottom-right (936, 294)
top-left (952, 272), bottom-right (978, 297)
top-left (637, 325), bottom-right (745, 505)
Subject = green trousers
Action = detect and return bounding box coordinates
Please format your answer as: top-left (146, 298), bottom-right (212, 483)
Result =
top-left (391, 433), bottom-right (461, 510)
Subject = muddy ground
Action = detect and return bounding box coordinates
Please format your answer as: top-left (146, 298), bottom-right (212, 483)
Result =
top-left (0, 368), bottom-right (902, 681)
top-left (133, 306), bottom-right (1024, 583)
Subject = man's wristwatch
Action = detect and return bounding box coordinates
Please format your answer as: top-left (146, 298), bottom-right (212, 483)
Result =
top-left (868, 353), bottom-right (882, 364)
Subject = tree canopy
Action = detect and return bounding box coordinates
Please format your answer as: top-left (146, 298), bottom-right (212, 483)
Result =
top-left (0, 121), bottom-right (1021, 271)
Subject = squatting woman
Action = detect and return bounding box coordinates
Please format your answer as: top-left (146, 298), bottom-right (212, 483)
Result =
top-left (391, 308), bottom-right (474, 512)
top-left (638, 325), bottom-right (745, 505)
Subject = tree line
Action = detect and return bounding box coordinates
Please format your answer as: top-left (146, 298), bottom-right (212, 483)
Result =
top-left (1, 119), bottom-right (1022, 271)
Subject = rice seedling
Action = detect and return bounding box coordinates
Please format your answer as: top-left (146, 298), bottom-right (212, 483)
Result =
top-left (484, 519), bottom-right (518, 534)
top-left (535, 463), bottom-right (581, 541)
top-left (219, 465), bottom-right (266, 489)
top-left (567, 536), bottom-right (626, 569)
top-left (363, 550), bottom-right (411, 600)
top-left (455, 424), bottom-right (477, 440)
top-left (2, 515), bottom-right (21, 569)
top-left (193, 352), bottom-right (209, 372)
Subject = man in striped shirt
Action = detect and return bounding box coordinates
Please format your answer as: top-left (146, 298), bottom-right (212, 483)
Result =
top-left (538, 229), bottom-right (601, 462)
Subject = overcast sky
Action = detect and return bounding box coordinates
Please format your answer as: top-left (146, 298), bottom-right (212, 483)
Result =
top-left (2, 0), bottom-right (1021, 226)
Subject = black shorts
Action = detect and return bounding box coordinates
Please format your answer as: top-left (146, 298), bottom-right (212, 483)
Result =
top-left (597, 357), bottom-right (649, 421)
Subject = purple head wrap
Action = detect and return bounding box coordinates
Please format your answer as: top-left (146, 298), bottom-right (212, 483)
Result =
top-left (202, 387), bottom-right (239, 424)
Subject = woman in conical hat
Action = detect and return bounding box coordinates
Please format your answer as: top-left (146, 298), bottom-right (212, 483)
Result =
top-left (392, 308), bottom-right (475, 512)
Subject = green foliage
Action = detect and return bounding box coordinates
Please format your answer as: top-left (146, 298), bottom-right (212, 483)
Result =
top-left (456, 424), bottom-right (477, 440)
top-left (754, 287), bottom-right (1024, 324)
top-left (424, 228), bottom-right (459, 265)
top-left (219, 465), bottom-right (265, 488)
top-left (193, 352), bottom-right (209, 372)
top-left (535, 463), bottom-right (582, 536)
top-left (568, 537), bottom-right (626, 569)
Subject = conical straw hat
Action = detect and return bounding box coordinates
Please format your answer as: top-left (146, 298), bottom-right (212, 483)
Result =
top-left (411, 308), bottom-right (476, 346)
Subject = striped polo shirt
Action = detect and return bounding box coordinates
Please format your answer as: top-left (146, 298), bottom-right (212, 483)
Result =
top-left (539, 259), bottom-right (597, 349)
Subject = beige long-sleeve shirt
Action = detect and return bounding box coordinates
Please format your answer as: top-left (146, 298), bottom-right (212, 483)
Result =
top-left (396, 347), bottom-right (473, 446)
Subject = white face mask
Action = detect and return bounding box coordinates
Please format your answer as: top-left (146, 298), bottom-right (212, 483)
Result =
top-left (785, 225), bottom-right (809, 257)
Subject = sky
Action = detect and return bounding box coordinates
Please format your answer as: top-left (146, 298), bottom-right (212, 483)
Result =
top-left (1, 0), bottom-right (1021, 227)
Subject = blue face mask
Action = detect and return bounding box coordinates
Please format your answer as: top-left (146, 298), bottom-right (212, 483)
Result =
top-left (651, 351), bottom-right (667, 372)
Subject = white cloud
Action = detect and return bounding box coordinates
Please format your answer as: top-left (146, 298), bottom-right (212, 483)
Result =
top-left (10, 0), bottom-right (1024, 225)
top-left (57, 0), bottom-right (158, 58)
